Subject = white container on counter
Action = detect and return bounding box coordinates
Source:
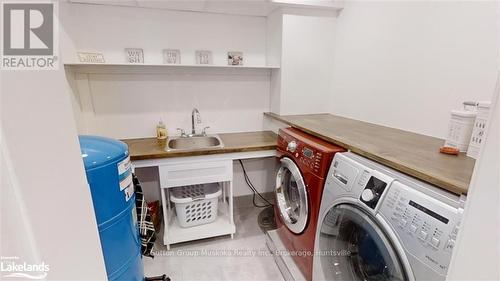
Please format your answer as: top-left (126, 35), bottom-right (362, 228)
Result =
top-left (444, 109), bottom-right (477, 152)
top-left (467, 101), bottom-right (491, 159)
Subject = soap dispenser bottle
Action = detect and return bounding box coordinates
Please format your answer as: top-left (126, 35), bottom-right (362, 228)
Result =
top-left (156, 120), bottom-right (167, 140)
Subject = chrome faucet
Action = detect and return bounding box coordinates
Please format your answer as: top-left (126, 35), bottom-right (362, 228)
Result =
top-left (191, 108), bottom-right (201, 136)
top-left (175, 108), bottom-right (210, 137)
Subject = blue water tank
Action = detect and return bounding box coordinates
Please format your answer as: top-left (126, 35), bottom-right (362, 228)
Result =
top-left (79, 135), bottom-right (144, 281)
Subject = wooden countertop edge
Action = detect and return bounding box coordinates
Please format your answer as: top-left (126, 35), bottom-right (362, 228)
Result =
top-left (128, 145), bottom-right (277, 161)
top-left (123, 131), bottom-right (278, 161)
top-left (264, 112), bottom-right (467, 195)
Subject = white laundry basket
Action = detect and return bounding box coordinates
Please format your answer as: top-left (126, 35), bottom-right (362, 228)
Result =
top-left (170, 183), bottom-right (221, 228)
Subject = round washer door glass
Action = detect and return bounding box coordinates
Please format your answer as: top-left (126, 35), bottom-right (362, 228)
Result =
top-left (317, 204), bottom-right (407, 281)
top-left (275, 157), bottom-right (308, 234)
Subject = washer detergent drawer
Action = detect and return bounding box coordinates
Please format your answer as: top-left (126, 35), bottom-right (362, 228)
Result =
top-left (330, 157), bottom-right (361, 192)
top-left (159, 159), bottom-right (232, 188)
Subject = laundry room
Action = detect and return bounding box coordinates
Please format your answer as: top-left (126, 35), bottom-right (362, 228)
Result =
top-left (1, 1), bottom-right (499, 281)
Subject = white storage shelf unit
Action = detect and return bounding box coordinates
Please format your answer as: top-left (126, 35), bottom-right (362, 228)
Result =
top-left (158, 158), bottom-right (235, 249)
top-left (64, 63), bottom-right (280, 75)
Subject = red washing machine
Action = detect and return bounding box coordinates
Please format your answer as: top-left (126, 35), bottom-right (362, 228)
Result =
top-left (275, 128), bottom-right (344, 281)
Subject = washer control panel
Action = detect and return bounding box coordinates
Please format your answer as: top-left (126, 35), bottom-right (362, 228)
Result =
top-left (278, 132), bottom-right (324, 173)
top-left (379, 181), bottom-right (462, 276)
top-left (299, 146), bottom-right (323, 174)
top-left (277, 128), bottom-right (343, 176)
top-left (359, 175), bottom-right (388, 209)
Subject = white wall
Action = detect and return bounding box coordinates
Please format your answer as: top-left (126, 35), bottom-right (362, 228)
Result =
top-left (59, 2), bottom-right (276, 197)
top-left (1, 70), bottom-right (106, 280)
top-left (60, 3), bottom-right (267, 66)
top-left (1, 145), bottom-right (40, 277)
top-left (280, 12), bottom-right (336, 115)
top-left (330, 1), bottom-right (499, 138)
top-left (60, 3), bottom-right (271, 139)
top-left (71, 71), bottom-right (271, 138)
top-left (267, 9), bottom-right (284, 115)
top-left (267, 10), bottom-right (337, 115)
top-left (447, 73), bottom-right (500, 281)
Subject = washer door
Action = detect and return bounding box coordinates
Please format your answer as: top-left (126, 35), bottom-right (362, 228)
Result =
top-left (317, 204), bottom-right (407, 281)
top-left (275, 157), bottom-right (308, 234)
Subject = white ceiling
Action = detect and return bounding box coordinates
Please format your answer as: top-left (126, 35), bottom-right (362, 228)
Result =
top-left (68, 0), bottom-right (343, 17)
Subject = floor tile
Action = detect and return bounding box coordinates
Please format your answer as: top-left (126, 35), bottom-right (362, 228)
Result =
top-left (143, 205), bottom-right (284, 281)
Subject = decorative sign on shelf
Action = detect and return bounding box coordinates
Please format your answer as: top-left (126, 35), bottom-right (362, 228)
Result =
top-left (125, 48), bottom-right (144, 63)
top-left (77, 52), bottom-right (105, 63)
top-left (195, 50), bottom-right (212, 65)
top-left (163, 49), bottom-right (181, 64)
top-left (228, 51), bottom-right (243, 66)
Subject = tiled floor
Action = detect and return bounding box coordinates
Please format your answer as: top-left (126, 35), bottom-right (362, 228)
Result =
top-left (143, 206), bottom-right (284, 281)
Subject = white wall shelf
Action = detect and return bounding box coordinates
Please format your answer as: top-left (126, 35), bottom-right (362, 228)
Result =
top-left (68, 0), bottom-right (343, 17)
top-left (64, 63), bottom-right (280, 75)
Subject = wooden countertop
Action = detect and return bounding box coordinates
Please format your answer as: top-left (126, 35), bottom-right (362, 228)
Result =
top-left (265, 112), bottom-right (475, 195)
top-left (122, 131), bottom-right (277, 161)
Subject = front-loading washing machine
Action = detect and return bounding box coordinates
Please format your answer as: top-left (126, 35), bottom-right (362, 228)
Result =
top-left (269, 127), bottom-right (344, 281)
top-left (314, 152), bottom-right (465, 281)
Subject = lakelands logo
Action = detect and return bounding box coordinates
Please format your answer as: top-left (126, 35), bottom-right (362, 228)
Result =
top-left (1, 2), bottom-right (59, 70)
top-left (1, 256), bottom-right (50, 279)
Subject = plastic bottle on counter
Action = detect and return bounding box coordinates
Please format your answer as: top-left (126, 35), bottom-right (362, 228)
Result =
top-left (156, 120), bottom-right (168, 140)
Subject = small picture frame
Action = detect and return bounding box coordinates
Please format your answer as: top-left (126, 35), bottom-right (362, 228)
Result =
top-left (77, 52), bottom-right (105, 63)
top-left (195, 50), bottom-right (213, 65)
top-left (163, 49), bottom-right (181, 64)
top-left (125, 48), bottom-right (144, 64)
top-left (228, 51), bottom-right (243, 66)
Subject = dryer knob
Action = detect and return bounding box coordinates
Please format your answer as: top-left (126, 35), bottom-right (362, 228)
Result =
top-left (361, 189), bottom-right (376, 202)
top-left (288, 141), bottom-right (298, 153)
